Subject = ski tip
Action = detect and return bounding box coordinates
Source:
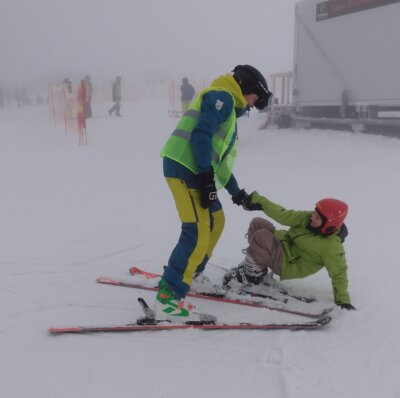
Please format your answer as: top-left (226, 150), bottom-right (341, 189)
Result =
top-left (96, 276), bottom-right (115, 284)
top-left (317, 315), bottom-right (332, 326)
top-left (129, 266), bottom-right (160, 278)
top-left (321, 307), bottom-right (335, 316)
top-left (129, 266), bottom-right (139, 275)
top-left (303, 297), bottom-right (317, 303)
top-left (49, 327), bottom-right (82, 334)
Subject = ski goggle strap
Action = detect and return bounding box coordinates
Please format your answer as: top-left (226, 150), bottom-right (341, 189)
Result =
top-left (254, 80), bottom-right (272, 110)
top-left (255, 90), bottom-right (272, 110)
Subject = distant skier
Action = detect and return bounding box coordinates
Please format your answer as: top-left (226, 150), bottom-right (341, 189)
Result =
top-left (156, 65), bottom-right (272, 323)
top-left (84, 75), bottom-right (93, 118)
top-left (180, 77), bottom-right (195, 113)
top-left (108, 76), bottom-right (122, 117)
top-left (223, 194), bottom-right (356, 310)
top-left (62, 78), bottom-right (73, 119)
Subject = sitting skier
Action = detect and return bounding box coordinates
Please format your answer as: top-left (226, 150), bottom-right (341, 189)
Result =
top-left (223, 193), bottom-right (356, 310)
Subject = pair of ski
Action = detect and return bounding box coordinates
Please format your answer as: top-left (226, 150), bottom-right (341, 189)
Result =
top-left (129, 266), bottom-right (316, 304)
top-left (49, 266), bottom-right (333, 334)
top-left (101, 267), bottom-right (331, 318)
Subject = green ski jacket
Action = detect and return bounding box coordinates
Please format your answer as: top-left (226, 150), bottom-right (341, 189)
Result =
top-left (251, 192), bottom-right (351, 305)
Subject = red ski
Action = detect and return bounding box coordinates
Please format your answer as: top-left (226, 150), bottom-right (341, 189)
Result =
top-left (49, 317), bottom-right (331, 334)
top-left (96, 275), bottom-right (333, 319)
top-left (129, 266), bottom-right (315, 303)
top-left (130, 267), bottom-right (160, 279)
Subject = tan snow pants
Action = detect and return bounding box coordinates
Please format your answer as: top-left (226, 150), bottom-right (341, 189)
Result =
top-left (245, 217), bottom-right (284, 276)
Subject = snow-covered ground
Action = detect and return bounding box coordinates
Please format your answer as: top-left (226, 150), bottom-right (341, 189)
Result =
top-left (1, 98), bottom-right (399, 398)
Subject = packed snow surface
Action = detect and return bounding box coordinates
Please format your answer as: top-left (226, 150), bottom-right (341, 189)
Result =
top-left (1, 99), bottom-right (399, 398)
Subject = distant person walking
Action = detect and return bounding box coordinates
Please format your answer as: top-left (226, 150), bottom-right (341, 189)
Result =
top-left (84, 75), bottom-right (93, 118)
top-left (63, 78), bottom-right (73, 119)
top-left (180, 77), bottom-right (195, 113)
top-left (108, 76), bottom-right (122, 117)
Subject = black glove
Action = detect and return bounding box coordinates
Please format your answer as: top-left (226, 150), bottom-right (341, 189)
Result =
top-left (197, 171), bottom-right (217, 209)
top-left (243, 192), bottom-right (262, 211)
top-left (231, 189), bottom-right (248, 206)
top-left (337, 303), bottom-right (356, 310)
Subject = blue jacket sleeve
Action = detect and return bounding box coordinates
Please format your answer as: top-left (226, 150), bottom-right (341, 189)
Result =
top-left (224, 174), bottom-right (240, 196)
top-left (191, 91), bottom-right (234, 173)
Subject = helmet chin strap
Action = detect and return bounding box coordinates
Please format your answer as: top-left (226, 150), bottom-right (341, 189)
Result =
top-left (308, 214), bottom-right (332, 236)
top-left (308, 223), bottom-right (336, 236)
top-left (307, 223), bottom-right (322, 235)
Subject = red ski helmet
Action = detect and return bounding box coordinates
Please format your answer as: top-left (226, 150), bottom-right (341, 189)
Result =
top-left (315, 198), bottom-right (348, 235)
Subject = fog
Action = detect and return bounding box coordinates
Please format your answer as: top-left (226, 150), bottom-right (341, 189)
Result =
top-left (1, 0), bottom-right (300, 86)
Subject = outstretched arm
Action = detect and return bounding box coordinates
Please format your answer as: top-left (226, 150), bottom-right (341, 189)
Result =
top-left (248, 191), bottom-right (310, 227)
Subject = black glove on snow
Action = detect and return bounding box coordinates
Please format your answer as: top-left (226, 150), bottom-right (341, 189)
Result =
top-left (197, 171), bottom-right (217, 209)
top-left (242, 192), bottom-right (263, 211)
top-left (231, 189), bottom-right (248, 206)
top-left (337, 303), bottom-right (356, 310)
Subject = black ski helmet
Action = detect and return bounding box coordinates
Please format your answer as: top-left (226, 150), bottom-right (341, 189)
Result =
top-left (233, 65), bottom-right (272, 110)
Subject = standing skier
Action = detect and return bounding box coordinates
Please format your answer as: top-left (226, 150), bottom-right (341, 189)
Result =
top-left (84, 75), bottom-right (93, 118)
top-left (223, 194), bottom-right (356, 310)
top-left (156, 65), bottom-right (272, 322)
top-left (180, 77), bottom-right (195, 113)
top-left (108, 76), bottom-right (122, 116)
